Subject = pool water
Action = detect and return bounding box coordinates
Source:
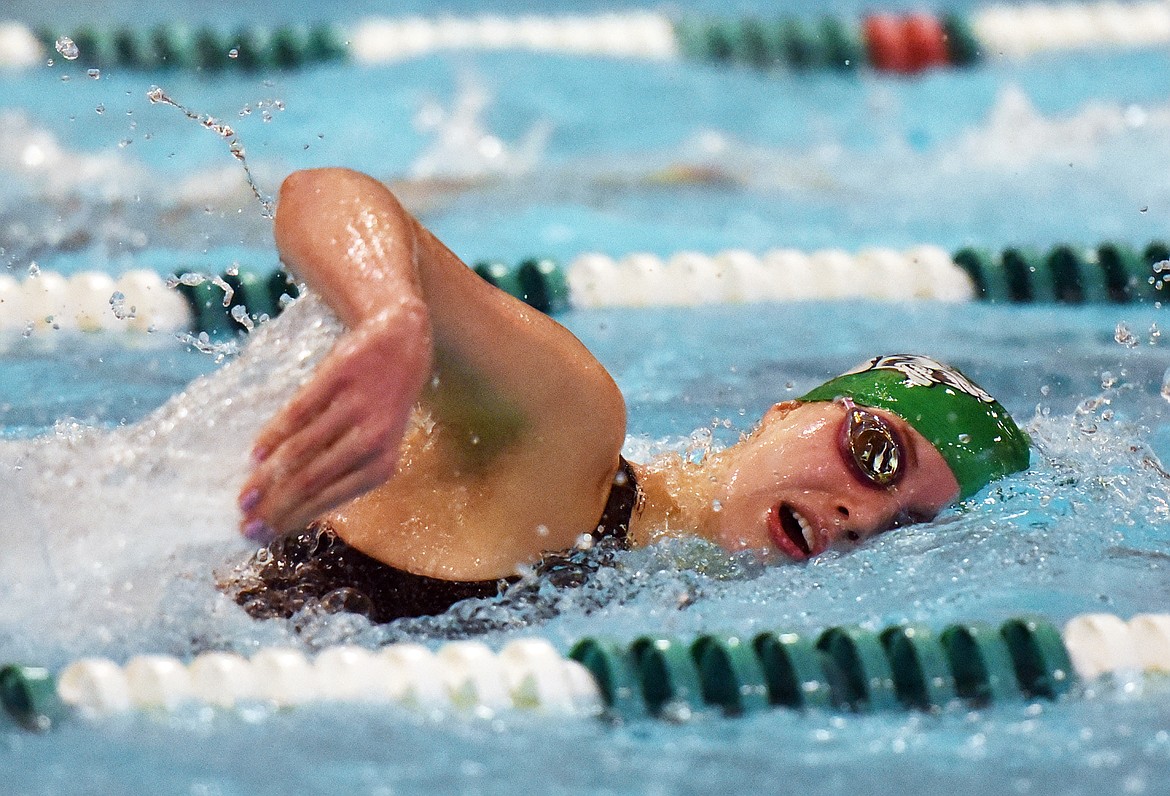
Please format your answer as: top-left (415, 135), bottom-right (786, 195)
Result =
top-left (3, 0), bottom-right (1170, 793)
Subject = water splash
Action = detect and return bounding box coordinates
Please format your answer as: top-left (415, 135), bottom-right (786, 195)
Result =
top-left (409, 76), bottom-right (551, 182)
top-left (147, 86), bottom-right (275, 219)
top-left (0, 292), bottom-right (341, 663)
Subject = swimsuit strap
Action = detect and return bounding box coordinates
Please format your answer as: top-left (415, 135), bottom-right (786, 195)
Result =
top-left (592, 456), bottom-right (639, 546)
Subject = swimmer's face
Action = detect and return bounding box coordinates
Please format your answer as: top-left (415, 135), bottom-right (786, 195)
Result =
top-left (709, 401), bottom-right (959, 561)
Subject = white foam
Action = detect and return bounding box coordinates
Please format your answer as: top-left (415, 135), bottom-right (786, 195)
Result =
top-left (0, 293), bottom-right (343, 659)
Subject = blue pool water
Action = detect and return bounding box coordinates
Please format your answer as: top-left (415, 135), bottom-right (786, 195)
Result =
top-left (3, 0), bottom-right (1170, 793)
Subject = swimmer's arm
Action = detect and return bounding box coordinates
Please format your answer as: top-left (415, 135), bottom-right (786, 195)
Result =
top-left (240, 168), bottom-right (626, 552)
top-left (238, 169), bottom-right (433, 537)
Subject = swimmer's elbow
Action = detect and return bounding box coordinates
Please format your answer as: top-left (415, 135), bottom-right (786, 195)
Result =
top-left (278, 167), bottom-right (395, 208)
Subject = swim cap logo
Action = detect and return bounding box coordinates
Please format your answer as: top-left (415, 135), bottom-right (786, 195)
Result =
top-left (845, 355), bottom-right (995, 403)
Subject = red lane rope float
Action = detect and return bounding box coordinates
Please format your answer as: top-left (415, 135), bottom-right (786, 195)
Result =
top-left (903, 12), bottom-right (950, 72)
top-left (863, 13), bottom-right (914, 73)
top-left (864, 12), bottom-right (953, 74)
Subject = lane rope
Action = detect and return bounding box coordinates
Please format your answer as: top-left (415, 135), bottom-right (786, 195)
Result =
top-left (0, 240), bottom-right (1164, 338)
top-left (6, 612), bottom-right (1170, 731)
top-left (4, 3), bottom-right (1170, 74)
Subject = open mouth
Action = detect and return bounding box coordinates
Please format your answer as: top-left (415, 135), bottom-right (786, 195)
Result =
top-left (767, 503), bottom-right (817, 560)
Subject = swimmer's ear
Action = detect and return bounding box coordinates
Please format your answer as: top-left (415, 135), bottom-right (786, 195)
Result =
top-left (763, 400), bottom-right (801, 423)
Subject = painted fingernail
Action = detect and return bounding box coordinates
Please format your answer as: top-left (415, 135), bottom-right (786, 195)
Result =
top-left (251, 446), bottom-right (270, 465)
top-left (243, 519), bottom-right (275, 542)
top-left (238, 488), bottom-right (261, 514)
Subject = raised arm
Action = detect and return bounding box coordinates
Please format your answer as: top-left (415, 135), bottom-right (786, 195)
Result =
top-left (238, 169), bottom-right (627, 572)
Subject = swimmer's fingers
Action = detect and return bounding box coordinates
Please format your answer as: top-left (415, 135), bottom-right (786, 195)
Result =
top-left (240, 302), bottom-right (432, 536)
top-left (248, 362), bottom-right (344, 466)
top-left (264, 424), bottom-right (400, 532)
top-left (239, 391), bottom-right (359, 513)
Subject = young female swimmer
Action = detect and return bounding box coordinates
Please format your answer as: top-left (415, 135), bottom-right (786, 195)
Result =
top-left (227, 168), bottom-right (1030, 623)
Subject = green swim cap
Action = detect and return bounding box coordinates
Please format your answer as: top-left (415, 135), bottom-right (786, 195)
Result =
top-left (799, 354), bottom-right (1030, 499)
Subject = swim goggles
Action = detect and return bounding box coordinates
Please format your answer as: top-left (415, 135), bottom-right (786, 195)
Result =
top-left (838, 397), bottom-right (905, 489)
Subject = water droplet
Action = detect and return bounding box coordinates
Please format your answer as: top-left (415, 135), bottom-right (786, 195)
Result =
top-left (1101, 370), bottom-right (1117, 389)
top-left (1114, 322), bottom-right (1138, 348)
top-left (86, 68), bottom-right (100, 80)
top-left (117, 138), bottom-right (131, 148)
top-left (95, 103), bottom-right (105, 115)
top-left (535, 524), bottom-right (549, 537)
top-left (1161, 368), bottom-right (1170, 404)
top-left (711, 499), bottom-right (722, 512)
top-left (1140, 206), bottom-right (1149, 214)
top-left (108, 291), bottom-right (135, 320)
top-left (1040, 384), bottom-right (1051, 396)
top-left (958, 433), bottom-right (972, 444)
top-left (55, 36), bottom-right (80, 60)
top-left (27, 262), bottom-right (40, 277)
top-left (228, 48), bottom-right (239, 59)
top-left (230, 304), bottom-right (255, 332)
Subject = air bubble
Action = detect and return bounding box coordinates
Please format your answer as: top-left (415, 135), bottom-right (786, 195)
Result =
top-left (958, 434), bottom-right (972, 444)
top-left (87, 68), bottom-right (100, 80)
top-left (1101, 371), bottom-right (1117, 389)
top-left (228, 48), bottom-right (239, 59)
top-left (1161, 369), bottom-right (1170, 405)
top-left (55, 36), bottom-right (80, 60)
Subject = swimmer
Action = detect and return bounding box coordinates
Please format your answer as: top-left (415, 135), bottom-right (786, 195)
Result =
top-left (227, 168), bottom-right (1030, 623)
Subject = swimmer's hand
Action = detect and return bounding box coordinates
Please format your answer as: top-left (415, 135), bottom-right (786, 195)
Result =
top-left (237, 299), bottom-right (432, 538)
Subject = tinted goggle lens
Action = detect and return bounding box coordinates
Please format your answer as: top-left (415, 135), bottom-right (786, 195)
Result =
top-left (839, 400), bottom-right (905, 487)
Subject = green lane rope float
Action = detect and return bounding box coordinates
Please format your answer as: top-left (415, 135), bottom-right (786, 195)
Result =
top-left (0, 239), bottom-right (1165, 338)
top-left (8, 612), bottom-right (1170, 732)
top-left (4, 2), bottom-right (1170, 74)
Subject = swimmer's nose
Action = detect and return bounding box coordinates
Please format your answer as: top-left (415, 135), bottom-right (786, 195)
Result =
top-left (826, 500), bottom-right (900, 546)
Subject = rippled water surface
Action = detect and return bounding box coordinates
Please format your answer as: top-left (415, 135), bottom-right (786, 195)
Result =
top-left (3, 0), bottom-right (1170, 793)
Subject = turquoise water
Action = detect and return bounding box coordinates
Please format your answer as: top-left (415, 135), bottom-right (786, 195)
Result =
top-left (3, 0), bottom-right (1170, 793)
